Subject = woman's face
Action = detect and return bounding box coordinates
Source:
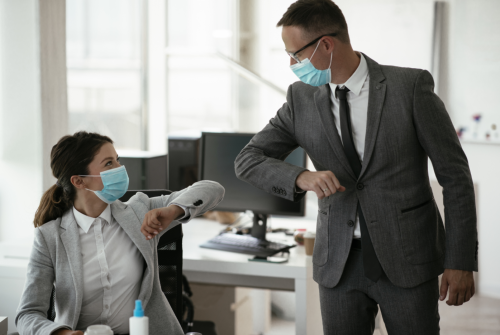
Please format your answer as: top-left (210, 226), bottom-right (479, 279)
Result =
top-left (82, 142), bottom-right (121, 191)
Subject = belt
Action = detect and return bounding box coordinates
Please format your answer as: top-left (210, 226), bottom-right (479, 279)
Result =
top-left (351, 238), bottom-right (362, 249)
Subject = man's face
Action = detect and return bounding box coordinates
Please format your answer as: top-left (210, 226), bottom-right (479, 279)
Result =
top-left (282, 25), bottom-right (332, 70)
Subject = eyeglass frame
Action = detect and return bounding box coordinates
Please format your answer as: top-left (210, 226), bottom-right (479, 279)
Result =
top-left (286, 33), bottom-right (337, 63)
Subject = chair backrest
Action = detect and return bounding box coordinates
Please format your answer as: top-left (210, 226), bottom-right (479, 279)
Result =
top-left (47, 190), bottom-right (184, 324)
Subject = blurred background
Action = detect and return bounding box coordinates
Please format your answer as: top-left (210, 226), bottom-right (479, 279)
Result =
top-left (1, 0), bottom-right (500, 334)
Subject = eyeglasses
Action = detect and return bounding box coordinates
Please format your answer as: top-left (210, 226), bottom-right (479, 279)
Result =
top-left (286, 33), bottom-right (337, 63)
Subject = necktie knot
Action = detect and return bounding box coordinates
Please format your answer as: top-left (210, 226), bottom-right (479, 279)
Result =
top-left (336, 86), bottom-right (350, 100)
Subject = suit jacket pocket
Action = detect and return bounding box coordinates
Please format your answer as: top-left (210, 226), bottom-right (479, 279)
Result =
top-left (398, 199), bottom-right (444, 265)
top-left (313, 205), bottom-right (330, 266)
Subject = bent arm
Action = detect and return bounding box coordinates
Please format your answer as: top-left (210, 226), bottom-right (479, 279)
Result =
top-left (413, 70), bottom-right (478, 271)
top-left (147, 180), bottom-right (225, 237)
top-left (235, 85), bottom-right (307, 202)
top-left (16, 229), bottom-right (72, 335)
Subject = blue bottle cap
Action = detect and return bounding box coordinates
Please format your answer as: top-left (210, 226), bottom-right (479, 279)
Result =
top-left (134, 300), bottom-right (144, 317)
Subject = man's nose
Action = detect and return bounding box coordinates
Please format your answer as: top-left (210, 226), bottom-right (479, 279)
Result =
top-left (290, 57), bottom-right (297, 66)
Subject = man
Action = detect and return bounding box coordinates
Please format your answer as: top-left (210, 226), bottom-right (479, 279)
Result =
top-left (234, 0), bottom-right (478, 334)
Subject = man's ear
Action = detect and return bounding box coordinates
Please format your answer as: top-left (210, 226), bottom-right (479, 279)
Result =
top-left (71, 175), bottom-right (86, 189)
top-left (322, 36), bottom-right (336, 53)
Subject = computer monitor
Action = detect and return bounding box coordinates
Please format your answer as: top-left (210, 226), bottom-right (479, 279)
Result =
top-left (199, 132), bottom-right (306, 240)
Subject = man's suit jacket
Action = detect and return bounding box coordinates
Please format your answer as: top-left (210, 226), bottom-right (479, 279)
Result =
top-left (15, 180), bottom-right (225, 335)
top-left (235, 53), bottom-right (477, 289)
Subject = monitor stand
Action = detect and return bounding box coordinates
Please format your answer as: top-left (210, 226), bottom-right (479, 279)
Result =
top-left (250, 212), bottom-right (268, 241)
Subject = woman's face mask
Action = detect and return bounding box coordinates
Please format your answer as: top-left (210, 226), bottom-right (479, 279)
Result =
top-left (80, 165), bottom-right (129, 204)
top-left (290, 40), bottom-right (332, 87)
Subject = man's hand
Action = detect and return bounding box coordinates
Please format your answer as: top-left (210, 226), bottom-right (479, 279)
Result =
top-left (440, 269), bottom-right (475, 306)
top-left (140, 205), bottom-right (185, 240)
top-left (296, 170), bottom-right (346, 199)
top-left (53, 330), bottom-right (84, 335)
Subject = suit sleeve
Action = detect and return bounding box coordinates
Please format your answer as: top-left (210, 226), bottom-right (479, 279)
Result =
top-left (146, 180), bottom-right (225, 238)
top-left (15, 229), bottom-right (72, 335)
top-left (234, 85), bottom-right (308, 202)
top-left (412, 70), bottom-right (478, 272)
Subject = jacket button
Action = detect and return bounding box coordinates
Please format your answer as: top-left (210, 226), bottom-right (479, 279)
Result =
top-left (347, 220), bottom-right (354, 227)
top-left (356, 183), bottom-right (364, 190)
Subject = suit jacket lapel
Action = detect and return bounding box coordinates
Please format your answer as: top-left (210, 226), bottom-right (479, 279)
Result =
top-left (360, 53), bottom-right (387, 179)
top-left (60, 209), bottom-right (84, 326)
top-left (314, 84), bottom-right (357, 180)
top-left (110, 201), bottom-right (154, 306)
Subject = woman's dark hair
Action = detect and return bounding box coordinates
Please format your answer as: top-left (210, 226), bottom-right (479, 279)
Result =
top-left (277, 0), bottom-right (350, 44)
top-left (34, 131), bottom-right (113, 227)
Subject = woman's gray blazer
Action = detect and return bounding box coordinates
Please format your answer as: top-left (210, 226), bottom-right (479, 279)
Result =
top-left (15, 180), bottom-right (225, 335)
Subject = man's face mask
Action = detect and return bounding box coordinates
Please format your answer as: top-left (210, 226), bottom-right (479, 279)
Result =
top-left (290, 40), bottom-right (332, 87)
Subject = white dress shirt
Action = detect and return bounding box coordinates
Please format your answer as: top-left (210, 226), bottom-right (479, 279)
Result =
top-left (73, 201), bottom-right (188, 333)
top-left (328, 52), bottom-right (369, 239)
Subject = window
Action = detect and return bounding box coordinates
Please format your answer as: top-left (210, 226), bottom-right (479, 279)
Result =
top-left (66, 0), bottom-right (145, 150)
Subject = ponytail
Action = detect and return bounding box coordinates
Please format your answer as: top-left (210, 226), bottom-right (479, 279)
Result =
top-left (33, 131), bottom-right (113, 227)
top-left (34, 184), bottom-right (71, 227)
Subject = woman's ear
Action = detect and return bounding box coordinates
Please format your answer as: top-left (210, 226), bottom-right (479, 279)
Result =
top-left (70, 175), bottom-right (86, 189)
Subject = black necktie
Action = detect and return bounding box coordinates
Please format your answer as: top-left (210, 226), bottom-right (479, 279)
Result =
top-left (336, 86), bottom-right (383, 282)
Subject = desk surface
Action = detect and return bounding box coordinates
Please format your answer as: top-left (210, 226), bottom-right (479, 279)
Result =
top-left (182, 216), bottom-right (317, 280)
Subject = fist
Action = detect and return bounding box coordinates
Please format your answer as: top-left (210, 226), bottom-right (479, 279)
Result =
top-left (296, 170), bottom-right (346, 199)
top-left (140, 205), bottom-right (185, 240)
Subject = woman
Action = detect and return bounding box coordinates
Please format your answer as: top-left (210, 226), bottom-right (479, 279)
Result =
top-left (15, 131), bottom-right (225, 335)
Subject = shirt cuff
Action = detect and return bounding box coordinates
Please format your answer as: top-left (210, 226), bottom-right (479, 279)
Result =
top-left (294, 186), bottom-right (306, 194)
top-left (168, 202), bottom-right (190, 221)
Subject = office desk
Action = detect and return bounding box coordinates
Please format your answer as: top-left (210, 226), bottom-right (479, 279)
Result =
top-left (182, 217), bottom-right (322, 335)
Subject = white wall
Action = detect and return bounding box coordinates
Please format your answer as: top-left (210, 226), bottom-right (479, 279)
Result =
top-left (440, 0), bottom-right (500, 137)
top-left (460, 144), bottom-right (500, 298)
top-left (436, 0), bottom-right (500, 299)
top-left (0, 0), bottom-right (43, 244)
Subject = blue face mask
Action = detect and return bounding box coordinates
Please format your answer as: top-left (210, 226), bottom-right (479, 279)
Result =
top-left (80, 165), bottom-right (129, 204)
top-left (290, 40), bottom-right (332, 87)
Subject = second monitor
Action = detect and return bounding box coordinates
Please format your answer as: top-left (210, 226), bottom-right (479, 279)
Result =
top-left (199, 132), bottom-right (306, 240)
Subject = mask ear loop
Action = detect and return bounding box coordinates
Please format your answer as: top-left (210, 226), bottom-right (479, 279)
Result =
top-left (309, 40), bottom-right (322, 61)
top-left (77, 174), bottom-right (103, 192)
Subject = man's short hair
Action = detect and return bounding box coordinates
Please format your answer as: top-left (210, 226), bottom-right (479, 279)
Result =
top-left (277, 0), bottom-right (350, 44)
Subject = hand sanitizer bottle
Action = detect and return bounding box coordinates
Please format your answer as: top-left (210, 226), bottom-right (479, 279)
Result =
top-left (129, 300), bottom-right (149, 335)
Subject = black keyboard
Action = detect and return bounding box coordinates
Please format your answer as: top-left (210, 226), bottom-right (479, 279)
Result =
top-left (200, 233), bottom-right (295, 257)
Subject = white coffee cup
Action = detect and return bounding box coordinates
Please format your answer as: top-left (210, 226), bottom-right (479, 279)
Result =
top-left (84, 325), bottom-right (113, 335)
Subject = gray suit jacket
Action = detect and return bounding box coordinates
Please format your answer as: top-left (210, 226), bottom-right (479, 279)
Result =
top-left (235, 53), bottom-right (477, 289)
top-left (16, 180), bottom-right (225, 335)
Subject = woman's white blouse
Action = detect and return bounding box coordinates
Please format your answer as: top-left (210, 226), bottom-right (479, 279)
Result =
top-left (72, 203), bottom-right (187, 333)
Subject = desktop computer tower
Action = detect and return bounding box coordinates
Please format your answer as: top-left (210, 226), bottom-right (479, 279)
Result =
top-left (168, 132), bottom-right (201, 191)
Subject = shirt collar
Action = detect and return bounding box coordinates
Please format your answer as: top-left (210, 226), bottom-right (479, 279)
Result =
top-left (72, 204), bottom-right (112, 234)
top-left (329, 52), bottom-right (369, 97)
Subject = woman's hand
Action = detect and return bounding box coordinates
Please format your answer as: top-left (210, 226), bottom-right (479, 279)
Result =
top-left (141, 205), bottom-right (185, 240)
top-left (53, 330), bottom-right (84, 335)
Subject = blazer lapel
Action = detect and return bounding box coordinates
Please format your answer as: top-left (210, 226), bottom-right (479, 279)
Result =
top-left (59, 210), bottom-right (84, 326)
top-left (314, 84), bottom-right (357, 180)
top-left (110, 201), bottom-right (154, 307)
top-left (359, 53), bottom-right (387, 179)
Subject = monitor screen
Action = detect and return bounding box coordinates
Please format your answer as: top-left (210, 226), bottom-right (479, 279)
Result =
top-left (199, 132), bottom-right (306, 216)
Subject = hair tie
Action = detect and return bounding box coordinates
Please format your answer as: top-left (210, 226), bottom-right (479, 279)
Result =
top-left (56, 180), bottom-right (62, 188)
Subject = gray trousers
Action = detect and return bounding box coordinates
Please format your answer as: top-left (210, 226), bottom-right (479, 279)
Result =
top-left (319, 246), bottom-right (440, 335)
